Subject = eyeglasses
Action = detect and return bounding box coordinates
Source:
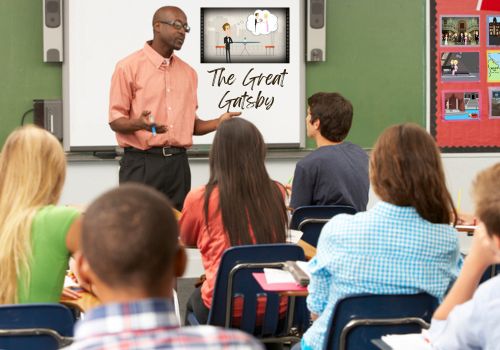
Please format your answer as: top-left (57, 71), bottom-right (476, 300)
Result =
top-left (159, 19), bottom-right (191, 33)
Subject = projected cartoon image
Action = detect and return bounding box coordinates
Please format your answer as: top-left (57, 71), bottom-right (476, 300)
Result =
top-left (443, 92), bottom-right (480, 121)
top-left (201, 8), bottom-right (289, 64)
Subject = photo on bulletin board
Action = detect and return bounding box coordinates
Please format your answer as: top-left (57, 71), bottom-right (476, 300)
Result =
top-left (487, 16), bottom-right (500, 46)
top-left (201, 8), bottom-right (290, 64)
top-left (440, 52), bottom-right (480, 82)
top-left (430, 0), bottom-right (500, 152)
top-left (441, 16), bottom-right (480, 46)
top-left (487, 50), bottom-right (500, 82)
top-left (489, 88), bottom-right (500, 118)
top-left (442, 91), bottom-right (480, 121)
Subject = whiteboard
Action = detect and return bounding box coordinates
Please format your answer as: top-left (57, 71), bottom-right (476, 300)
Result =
top-left (63, 0), bottom-right (305, 150)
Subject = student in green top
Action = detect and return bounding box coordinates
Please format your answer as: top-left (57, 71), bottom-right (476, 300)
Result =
top-left (0, 125), bottom-right (81, 304)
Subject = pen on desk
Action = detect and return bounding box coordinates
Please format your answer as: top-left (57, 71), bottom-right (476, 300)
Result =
top-left (149, 114), bottom-right (157, 136)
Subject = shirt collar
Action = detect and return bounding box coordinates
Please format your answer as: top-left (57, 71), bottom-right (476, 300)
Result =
top-left (143, 41), bottom-right (175, 69)
top-left (74, 298), bottom-right (179, 340)
top-left (372, 201), bottom-right (421, 220)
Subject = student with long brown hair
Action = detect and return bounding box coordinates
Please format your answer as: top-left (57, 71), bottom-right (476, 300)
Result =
top-left (298, 123), bottom-right (462, 350)
top-left (0, 125), bottom-right (80, 304)
top-left (179, 118), bottom-right (288, 323)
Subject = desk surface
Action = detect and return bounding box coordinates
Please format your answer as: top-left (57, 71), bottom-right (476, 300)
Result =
top-left (61, 289), bottom-right (100, 312)
top-left (297, 240), bottom-right (316, 260)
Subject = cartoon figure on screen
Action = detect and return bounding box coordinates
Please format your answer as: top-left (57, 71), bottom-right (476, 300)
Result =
top-left (222, 23), bottom-right (233, 63)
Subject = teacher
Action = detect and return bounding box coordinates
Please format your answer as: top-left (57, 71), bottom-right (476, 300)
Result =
top-left (108, 6), bottom-right (240, 210)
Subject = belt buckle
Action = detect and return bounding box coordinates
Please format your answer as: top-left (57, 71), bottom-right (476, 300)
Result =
top-left (162, 147), bottom-right (173, 157)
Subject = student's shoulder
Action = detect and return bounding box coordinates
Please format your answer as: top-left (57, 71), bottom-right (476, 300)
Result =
top-left (35, 205), bottom-right (80, 222)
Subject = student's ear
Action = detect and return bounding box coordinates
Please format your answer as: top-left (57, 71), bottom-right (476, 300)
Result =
top-left (312, 117), bottom-right (321, 130)
top-left (174, 245), bottom-right (187, 278)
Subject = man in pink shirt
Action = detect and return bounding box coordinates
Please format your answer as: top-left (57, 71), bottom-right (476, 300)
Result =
top-left (109, 6), bottom-right (239, 210)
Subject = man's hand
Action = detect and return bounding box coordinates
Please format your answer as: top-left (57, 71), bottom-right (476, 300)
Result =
top-left (136, 110), bottom-right (167, 133)
top-left (109, 110), bottom-right (167, 134)
top-left (218, 111), bottom-right (242, 125)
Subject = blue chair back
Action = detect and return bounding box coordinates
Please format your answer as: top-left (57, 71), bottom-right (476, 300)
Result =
top-left (324, 293), bottom-right (439, 350)
top-left (207, 244), bottom-right (308, 341)
top-left (0, 303), bottom-right (75, 350)
top-left (290, 205), bottom-right (357, 247)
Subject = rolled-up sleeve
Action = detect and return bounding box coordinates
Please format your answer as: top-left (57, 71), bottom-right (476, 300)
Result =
top-left (109, 64), bottom-right (133, 123)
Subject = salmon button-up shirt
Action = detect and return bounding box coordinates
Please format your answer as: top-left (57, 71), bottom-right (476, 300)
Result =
top-left (109, 41), bottom-right (198, 150)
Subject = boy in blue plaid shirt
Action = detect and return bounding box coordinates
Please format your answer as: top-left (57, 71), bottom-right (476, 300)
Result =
top-left (66, 184), bottom-right (262, 350)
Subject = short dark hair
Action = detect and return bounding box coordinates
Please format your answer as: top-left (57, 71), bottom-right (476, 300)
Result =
top-left (308, 92), bottom-right (353, 142)
top-left (473, 163), bottom-right (500, 236)
top-left (82, 184), bottom-right (179, 290)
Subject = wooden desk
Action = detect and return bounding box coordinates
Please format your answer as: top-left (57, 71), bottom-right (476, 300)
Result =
top-left (297, 240), bottom-right (316, 260)
top-left (61, 290), bottom-right (100, 312)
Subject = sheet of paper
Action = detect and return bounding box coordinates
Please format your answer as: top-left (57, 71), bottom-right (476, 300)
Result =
top-left (287, 229), bottom-right (303, 243)
top-left (264, 268), bottom-right (295, 284)
top-left (295, 260), bottom-right (311, 278)
top-left (381, 332), bottom-right (432, 350)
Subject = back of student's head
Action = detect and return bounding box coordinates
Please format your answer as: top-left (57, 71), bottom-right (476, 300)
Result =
top-left (370, 123), bottom-right (456, 224)
top-left (473, 163), bottom-right (500, 236)
top-left (206, 117), bottom-right (287, 246)
top-left (0, 125), bottom-right (66, 304)
top-left (82, 184), bottom-right (179, 292)
top-left (308, 92), bottom-right (353, 142)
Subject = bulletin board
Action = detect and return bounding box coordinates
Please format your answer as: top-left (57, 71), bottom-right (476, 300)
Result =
top-left (430, 0), bottom-right (500, 152)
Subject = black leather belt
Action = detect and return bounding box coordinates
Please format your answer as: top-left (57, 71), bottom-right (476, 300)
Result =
top-left (124, 146), bottom-right (186, 157)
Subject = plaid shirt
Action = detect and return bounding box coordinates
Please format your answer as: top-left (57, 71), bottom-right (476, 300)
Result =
top-left (64, 299), bottom-right (263, 350)
top-left (302, 201), bottom-right (461, 350)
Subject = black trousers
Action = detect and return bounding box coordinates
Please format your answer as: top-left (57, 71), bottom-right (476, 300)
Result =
top-left (119, 147), bottom-right (191, 211)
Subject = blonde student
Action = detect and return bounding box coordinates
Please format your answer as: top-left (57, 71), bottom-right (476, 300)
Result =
top-left (0, 125), bottom-right (80, 304)
top-left (430, 163), bottom-right (500, 349)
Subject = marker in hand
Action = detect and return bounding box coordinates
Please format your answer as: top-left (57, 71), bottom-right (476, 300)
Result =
top-left (149, 114), bottom-right (157, 136)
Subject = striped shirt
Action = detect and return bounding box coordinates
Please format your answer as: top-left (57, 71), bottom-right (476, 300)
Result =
top-left (64, 299), bottom-right (263, 350)
top-left (302, 201), bottom-right (461, 350)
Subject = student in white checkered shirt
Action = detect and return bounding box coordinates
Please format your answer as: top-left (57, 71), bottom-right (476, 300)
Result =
top-left (295, 123), bottom-right (462, 350)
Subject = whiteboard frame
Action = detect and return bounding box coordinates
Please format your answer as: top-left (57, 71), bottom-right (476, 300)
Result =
top-left (62, 0), bottom-right (305, 151)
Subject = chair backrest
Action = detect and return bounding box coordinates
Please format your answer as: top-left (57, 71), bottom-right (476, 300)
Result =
top-left (324, 293), bottom-right (439, 350)
top-left (0, 303), bottom-right (75, 350)
top-left (290, 205), bottom-right (357, 247)
top-left (208, 244), bottom-right (308, 340)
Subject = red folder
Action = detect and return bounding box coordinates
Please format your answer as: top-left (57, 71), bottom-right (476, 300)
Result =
top-left (477, 0), bottom-right (500, 11)
top-left (252, 272), bottom-right (308, 292)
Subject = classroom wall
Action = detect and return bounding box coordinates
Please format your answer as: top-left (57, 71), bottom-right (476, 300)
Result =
top-left (1, 0), bottom-right (425, 148)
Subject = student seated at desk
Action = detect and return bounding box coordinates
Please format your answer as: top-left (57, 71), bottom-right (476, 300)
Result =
top-left (67, 184), bottom-right (262, 350)
top-left (0, 125), bottom-right (81, 304)
top-left (296, 123), bottom-right (462, 350)
top-left (430, 163), bottom-right (500, 350)
top-left (288, 92), bottom-right (369, 211)
top-left (179, 118), bottom-right (288, 324)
